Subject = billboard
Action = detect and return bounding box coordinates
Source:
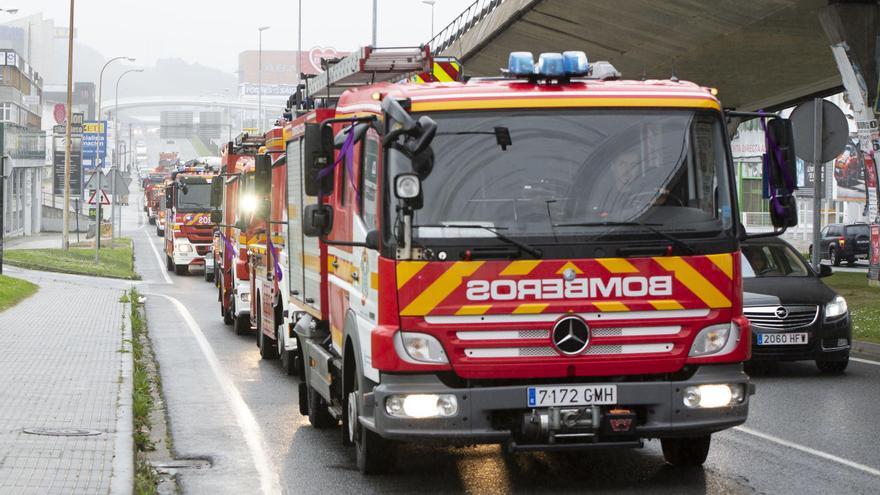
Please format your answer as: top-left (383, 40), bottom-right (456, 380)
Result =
top-left (237, 47), bottom-right (350, 86)
top-left (82, 120), bottom-right (107, 172)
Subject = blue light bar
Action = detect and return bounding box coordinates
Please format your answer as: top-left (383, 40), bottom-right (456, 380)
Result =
top-left (562, 51), bottom-right (589, 76)
top-left (537, 53), bottom-right (564, 77)
top-left (508, 52), bottom-right (535, 76)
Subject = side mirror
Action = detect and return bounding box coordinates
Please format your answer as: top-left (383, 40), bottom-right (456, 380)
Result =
top-left (254, 154), bottom-right (271, 216)
top-left (381, 97), bottom-right (415, 131)
top-left (766, 118), bottom-right (797, 193)
top-left (365, 230), bottom-right (379, 250)
top-left (304, 123), bottom-right (333, 197)
top-left (405, 116), bottom-right (438, 156)
top-left (210, 210), bottom-right (222, 224)
top-left (770, 195), bottom-right (798, 229)
top-left (818, 264), bottom-right (832, 278)
top-left (303, 204), bottom-right (333, 237)
top-left (165, 188), bottom-right (172, 209)
top-left (210, 177), bottom-right (223, 208)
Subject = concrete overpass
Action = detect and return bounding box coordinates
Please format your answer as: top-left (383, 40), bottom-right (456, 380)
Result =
top-left (429, 0), bottom-right (878, 111)
top-left (98, 96), bottom-right (286, 116)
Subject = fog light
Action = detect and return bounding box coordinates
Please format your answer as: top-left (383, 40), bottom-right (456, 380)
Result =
top-left (837, 338), bottom-right (849, 347)
top-left (385, 394), bottom-right (458, 418)
top-left (240, 292), bottom-right (250, 303)
top-left (683, 384), bottom-right (742, 408)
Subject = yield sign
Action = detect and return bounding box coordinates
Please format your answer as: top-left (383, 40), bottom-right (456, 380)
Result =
top-left (88, 189), bottom-right (111, 205)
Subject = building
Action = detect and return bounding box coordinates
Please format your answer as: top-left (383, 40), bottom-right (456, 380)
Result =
top-left (0, 48), bottom-right (45, 237)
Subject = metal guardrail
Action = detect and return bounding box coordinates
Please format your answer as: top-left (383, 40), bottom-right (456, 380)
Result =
top-left (427, 0), bottom-right (505, 55)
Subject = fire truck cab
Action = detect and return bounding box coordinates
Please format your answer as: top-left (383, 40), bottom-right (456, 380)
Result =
top-left (279, 47), bottom-right (798, 474)
top-left (163, 164), bottom-right (217, 275)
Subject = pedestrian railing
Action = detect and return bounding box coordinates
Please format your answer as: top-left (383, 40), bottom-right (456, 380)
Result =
top-left (427, 0), bottom-right (505, 55)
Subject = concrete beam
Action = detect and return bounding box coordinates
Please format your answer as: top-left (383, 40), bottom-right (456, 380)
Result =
top-left (819, 1), bottom-right (879, 109)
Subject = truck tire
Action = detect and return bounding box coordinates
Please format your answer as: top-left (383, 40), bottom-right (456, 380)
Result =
top-left (661, 435), bottom-right (711, 467)
top-left (816, 357), bottom-right (848, 374)
top-left (221, 285), bottom-right (233, 326)
top-left (350, 371), bottom-right (395, 474)
top-left (204, 267), bottom-right (214, 282)
top-left (166, 255), bottom-right (173, 272)
top-left (233, 313), bottom-right (250, 335)
top-left (174, 264), bottom-right (188, 276)
top-left (148, 217), bottom-right (155, 225)
top-left (307, 380), bottom-right (336, 429)
top-left (257, 301), bottom-right (278, 360)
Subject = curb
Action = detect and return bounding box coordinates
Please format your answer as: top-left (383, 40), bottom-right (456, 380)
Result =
top-left (109, 292), bottom-right (135, 495)
top-left (852, 339), bottom-right (880, 359)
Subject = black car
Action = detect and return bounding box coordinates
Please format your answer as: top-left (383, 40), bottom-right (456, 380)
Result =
top-left (742, 237), bottom-right (851, 373)
top-left (809, 222), bottom-right (870, 266)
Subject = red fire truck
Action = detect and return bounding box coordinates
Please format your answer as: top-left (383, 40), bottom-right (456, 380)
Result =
top-left (212, 134), bottom-right (265, 334)
top-left (163, 164), bottom-right (218, 275)
top-left (269, 47), bottom-right (798, 474)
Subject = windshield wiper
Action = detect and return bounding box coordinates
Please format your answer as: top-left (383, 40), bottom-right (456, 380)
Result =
top-left (415, 224), bottom-right (542, 258)
top-left (553, 221), bottom-right (695, 255)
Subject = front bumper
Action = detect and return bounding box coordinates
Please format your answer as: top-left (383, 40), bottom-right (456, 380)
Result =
top-left (233, 282), bottom-right (250, 316)
top-left (750, 314), bottom-right (851, 362)
top-left (172, 243), bottom-right (211, 266)
top-left (365, 364), bottom-right (752, 446)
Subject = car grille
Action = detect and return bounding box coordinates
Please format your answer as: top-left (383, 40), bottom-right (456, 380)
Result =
top-left (744, 305), bottom-right (818, 330)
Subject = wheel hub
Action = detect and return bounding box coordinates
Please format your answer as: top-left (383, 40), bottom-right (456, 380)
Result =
top-left (348, 390), bottom-right (359, 443)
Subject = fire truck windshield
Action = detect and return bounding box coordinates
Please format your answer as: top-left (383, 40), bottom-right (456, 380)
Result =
top-left (175, 182), bottom-right (212, 211)
top-left (407, 109), bottom-right (734, 242)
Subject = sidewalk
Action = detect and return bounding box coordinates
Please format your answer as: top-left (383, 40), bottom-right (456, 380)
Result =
top-left (0, 266), bottom-right (133, 494)
top-left (4, 232), bottom-right (64, 250)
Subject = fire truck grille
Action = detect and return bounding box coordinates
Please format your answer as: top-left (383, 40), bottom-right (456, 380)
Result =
top-left (195, 245), bottom-right (211, 256)
top-left (463, 343), bottom-right (675, 359)
top-left (744, 306), bottom-right (818, 330)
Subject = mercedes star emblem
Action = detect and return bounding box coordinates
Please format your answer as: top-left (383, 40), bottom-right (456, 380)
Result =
top-left (552, 316), bottom-right (591, 355)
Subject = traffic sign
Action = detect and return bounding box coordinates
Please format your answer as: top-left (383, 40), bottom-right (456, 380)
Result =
top-left (88, 189), bottom-right (110, 205)
top-left (790, 100), bottom-right (848, 163)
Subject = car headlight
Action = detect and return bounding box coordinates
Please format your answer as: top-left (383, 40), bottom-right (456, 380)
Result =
top-left (825, 295), bottom-right (848, 319)
top-left (395, 332), bottom-right (448, 364)
top-left (689, 322), bottom-right (739, 357)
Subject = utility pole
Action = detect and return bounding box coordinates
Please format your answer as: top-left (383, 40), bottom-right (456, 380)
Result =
top-left (62, 0), bottom-right (75, 251)
top-left (372, 0), bottom-right (378, 46)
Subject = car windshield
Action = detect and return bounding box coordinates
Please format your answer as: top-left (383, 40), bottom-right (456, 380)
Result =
top-left (741, 243), bottom-right (810, 278)
top-left (176, 182), bottom-right (212, 211)
top-left (405, 109), bottom-right (733, 240)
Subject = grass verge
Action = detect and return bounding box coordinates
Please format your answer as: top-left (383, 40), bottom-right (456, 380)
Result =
top-left (129, 288), bottom-right (159, 494)
top-left (0, 274), bottom-right (38, 312)
top-left (824, 271), bottom-right (880, 344)
top-left (4, 238), bottom-right (138, 280)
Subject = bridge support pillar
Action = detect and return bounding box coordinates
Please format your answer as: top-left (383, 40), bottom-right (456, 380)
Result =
top-left (819, 1), bottom-right (880, 284)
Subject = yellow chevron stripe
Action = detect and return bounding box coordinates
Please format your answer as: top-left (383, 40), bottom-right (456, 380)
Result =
top-left (649, 299), bottom-right (685, 310)
top-left (556, 261), bottom-right (583, 274)
top-left (401, 262), bottom-right (484, 316)
top-left (594, 301), bottom-right (629, 312)
top-left (396, 261), bottom-right (428, 288)
top-left (456, 305), bottom-right (491, 315)
top-left (433, 62), bottom-right (455, 82)
top-left (707, 253), bottom-right (733, 279)
top-left (653, 257), bottom-right (731, 308)
top-left (513, 303), bottom-right (549, 314)
top-left (500, 260), bottom-right (542, 276)
top-left (597, 258), bottom-right (638, 273)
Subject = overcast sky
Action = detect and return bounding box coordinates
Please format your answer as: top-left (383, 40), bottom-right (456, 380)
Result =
top-left (7, 0), bottom-right (476, 73)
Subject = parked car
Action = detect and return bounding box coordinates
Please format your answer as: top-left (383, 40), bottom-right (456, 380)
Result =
top-left (808, 222), bottom-right (870, 266)
top-left (742, 237), bottom-right (851, 373)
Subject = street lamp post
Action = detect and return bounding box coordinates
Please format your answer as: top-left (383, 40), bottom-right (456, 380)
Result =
top-left (112, 68), bottom-right (142, 242)
top-left (422, 0), bottom-right (436, 40)
top-left (258, 26), bottom-right (270, 133)
top-left (97, 56), bottom-right (135, 124)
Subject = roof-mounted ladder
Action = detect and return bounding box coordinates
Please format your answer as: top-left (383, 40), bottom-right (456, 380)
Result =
top-left (306, 46), bottom-right (432, 98)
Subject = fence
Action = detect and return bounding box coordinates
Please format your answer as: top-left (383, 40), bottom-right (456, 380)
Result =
top-left (427, 0), bottom-right (505, 55)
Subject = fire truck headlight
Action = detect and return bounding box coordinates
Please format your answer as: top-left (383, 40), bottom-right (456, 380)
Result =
top-left (177, 243), bottom-right (193, 253)
top-left (394, 174), bottom-right (421, 199)
top-left (689, 322), bottom-right (739, 357)
top-left (385, 394), bottom-right (458, 418)
top-left (395, 332), bottom-right (448, 364)
top-left (683, 384), bottom-right (744, 408)
top-left (241, 194), bottom-right (257, 213)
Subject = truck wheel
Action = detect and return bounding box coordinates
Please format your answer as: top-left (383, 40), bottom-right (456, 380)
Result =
top-left (156, 227), bottom-right (163, 237)
top-left (221, 286), bottom-right (233, 325)
top-left (661, 435), bottom-right (711, 467)
top-left (233, 313), bottom-right (250, 335)
top-left (166, 255), bottom-right (173, 272)
top-left (148, 217), bottom-right (155, 225)
top-left (350, 371), bottom-right (395, 474)
top-left (831, 247), bottom-right (841, 266)
top-left (174, 264), bottom-right (188, 276)
top-left (816, 357), bottom-right (848, 374)
top-left (257, 304), bottom-right (278, 360)
top-left (204, 267), bottom-right (214, 282)
top-left (307, 380), bottom-right (336, 429)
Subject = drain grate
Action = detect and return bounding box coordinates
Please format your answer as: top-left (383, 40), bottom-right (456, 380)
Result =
top-left (23, 427), bottom-right (103, 437)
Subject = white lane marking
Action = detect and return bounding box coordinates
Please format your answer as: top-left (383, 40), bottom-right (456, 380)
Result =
top-left (151, 293), bottom-right (282, 495)
top-left (143, 230), bottom-right (173, 285)
top-left (734, 426), bottom-right (880, 477)
top-left (851, 357), bottom-right (880, 367)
